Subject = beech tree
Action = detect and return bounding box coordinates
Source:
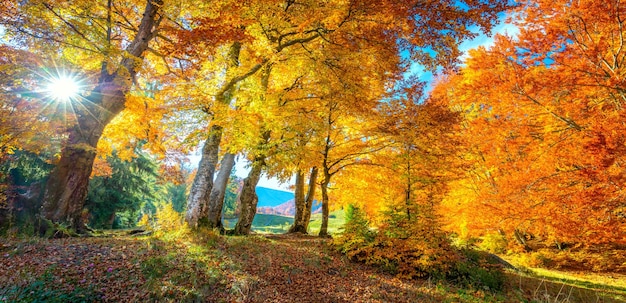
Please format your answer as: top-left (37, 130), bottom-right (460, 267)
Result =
top-left (0, 0), bottom-right (170, 231)
top-left (289, 167), bottom-right (318, 234)
top-left (435, 0), bottom-right (626, 247)
top-left (1, 0), bottom-right (511, 234)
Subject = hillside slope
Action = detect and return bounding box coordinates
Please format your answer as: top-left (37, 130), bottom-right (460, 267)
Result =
top-left (257, 199), bottom-right (322, 216)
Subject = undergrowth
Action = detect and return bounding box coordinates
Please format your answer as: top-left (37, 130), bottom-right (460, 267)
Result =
top-left (334, 205), bottom-right (507, 292)
top-left (0, 269), bottom-right (101, 302)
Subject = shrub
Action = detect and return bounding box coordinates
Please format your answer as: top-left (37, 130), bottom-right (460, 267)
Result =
top-left (451, 249), bottom-right (506, 291)
top-left (335, 205), bottom-right (507, 289)
top-left (370, 219), bottom-right (461, 279)
top-left (333, 205), bottom-right (376, 260)
top-left (153, 203), bottom-right (187, 238)
top-left (478, 232), bottom-right (508, 254)
top-left (335, 205), bottom-right (461, 279)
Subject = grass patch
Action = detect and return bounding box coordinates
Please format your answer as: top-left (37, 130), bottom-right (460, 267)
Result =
top-left (222, 210), bottom-right (345, 235)
top-left (505, 271), bottom-right (626, 303)
top-left (224, 214), bottom-right (294, 234)
top-left (0, 270), bottom-right (101, 302)
top-left (307, 209), bottom-right (345, 235)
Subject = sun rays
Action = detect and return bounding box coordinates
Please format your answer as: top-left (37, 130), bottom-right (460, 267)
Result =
top-left (45, 74), bottom-right (80, 103)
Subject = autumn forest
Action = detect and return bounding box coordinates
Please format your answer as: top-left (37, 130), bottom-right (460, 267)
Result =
top-left (1, 0), bottom-right (625, 302)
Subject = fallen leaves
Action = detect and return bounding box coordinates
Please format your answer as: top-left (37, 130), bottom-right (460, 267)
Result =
top-left (2, 232), bottom-right (592, 302)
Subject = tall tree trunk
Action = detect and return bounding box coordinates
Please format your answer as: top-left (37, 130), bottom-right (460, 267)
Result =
top-left (41, 132), bottom-right (98, 231)
top-left (288, 169), bottom-right (306, 233)
top-left (232, 64), bottom-right (272, 236)
top-left (234, 129), bottom-right (270, 235)
top-left (206, 152), bottom-right (235, 229)
top-left (303, 166), bottom-right (318, 225)
top-left (40, 0), bottom-right (162, 232)
top-left (185, 125), bottom-right (222, 227)
top-left (108, 212), bottom-right (116, 229)
top-left (233, 159), bottom-right (264, 235)
top-left (290, 167), bottom-right (318, 233)
top-left (319, 178), bottom-right (330, 237)
top-left (186, 42), bottom-right (248, 228)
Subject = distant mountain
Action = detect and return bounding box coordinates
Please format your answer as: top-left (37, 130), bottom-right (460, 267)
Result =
top-left (231, 186), bottom-right (321, 217)
top-left (257, 198), bottom-right (322, 216)
top-left (256, 187), bottom-right (294, 207)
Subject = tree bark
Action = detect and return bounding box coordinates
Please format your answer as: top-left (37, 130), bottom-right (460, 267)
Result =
top-left (206, 152), bottom-right (235, 229)
top-left (303, 167), bottom-right (318, 225)
top-left (319, 178), bottom-right (330, 237)
top-left (40, 0), bottom-right (162, 232)
top-left (289, 166), bottom-right (318, 233)
top-left (233, 159), bottom-right (264, 235)
top-left (234, 129), bottom-right (270, 236)
top-left (288, 169), bottom-right (306, 233)
top-left (186, 42), bottom-right (249, 229)
top-left (185, 125), bottom-right (222, 228)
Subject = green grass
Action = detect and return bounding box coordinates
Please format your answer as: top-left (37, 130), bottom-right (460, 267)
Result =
top-left (505, 271), bottom-right (626, 303)
top-left (223, 210), bottom-right (346, 235)
top-left (223, 214), bottom-right (294, 233)
top-left (307, 209), bottom-right (345, 235)
top-left (0, 268), bottom-right (102, 302)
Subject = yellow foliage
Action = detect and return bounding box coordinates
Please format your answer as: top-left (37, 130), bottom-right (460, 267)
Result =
top-left (137, 213), bottom-right (151, 228)
top-left (154, 203), bottom-right (185, 233)
top-left (478, 232), bottom-right (508, 254)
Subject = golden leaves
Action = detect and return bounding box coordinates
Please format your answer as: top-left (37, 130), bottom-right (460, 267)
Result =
top-left (432, 0), bottom-right (626, 248)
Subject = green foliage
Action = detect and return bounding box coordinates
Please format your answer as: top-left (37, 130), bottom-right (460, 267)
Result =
top-left (166, 182), bottom-right (187, 213)
top-left (222, 170), bottom-right (242, 219)
top-left (0, 270), bottom-right (101, 302)
top-left (0, 151), bottom-right (52, 234)
top-left (478, 233), bottom-right (508, 254)
top-left (1, 151), bottom-right (52, 186)
top-left (85, 150), bottom-right (162, 229)
top-left (450, 249), bottom-right (506, 291)
top-left (334, 205), bottom-right (376, 259)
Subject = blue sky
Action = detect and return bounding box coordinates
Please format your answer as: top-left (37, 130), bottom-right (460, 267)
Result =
top-left (407, 20), bottom-right (520, 93)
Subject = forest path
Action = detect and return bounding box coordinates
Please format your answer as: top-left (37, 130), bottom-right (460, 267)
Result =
top-left (226, 233), bottom-right (430, 302)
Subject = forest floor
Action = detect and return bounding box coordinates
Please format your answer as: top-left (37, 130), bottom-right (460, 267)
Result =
top-left (1, 231), bottom-right (625, 303)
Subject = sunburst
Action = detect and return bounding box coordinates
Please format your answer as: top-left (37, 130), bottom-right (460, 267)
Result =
top-left (45, 73), bottom-right (81, 102)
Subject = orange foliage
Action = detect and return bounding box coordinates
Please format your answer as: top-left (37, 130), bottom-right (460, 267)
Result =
top-left (435, 0), bottom-right (626, 248)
